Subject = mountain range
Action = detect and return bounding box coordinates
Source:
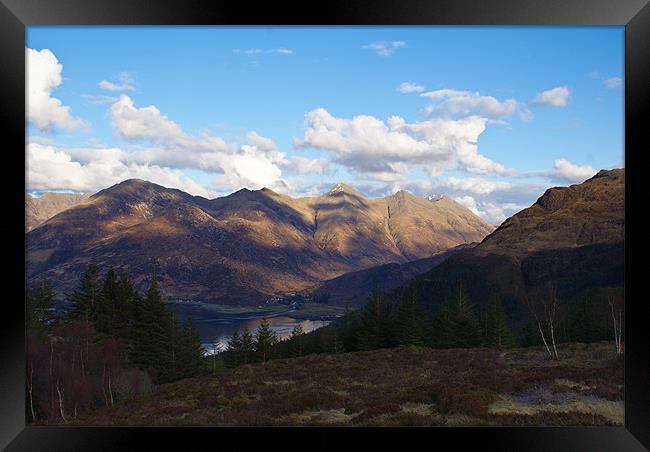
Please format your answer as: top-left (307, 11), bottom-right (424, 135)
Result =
top-left (26, 192), bottom-right (89, 232)
top-left (26, 180), bottom-right (493, 305)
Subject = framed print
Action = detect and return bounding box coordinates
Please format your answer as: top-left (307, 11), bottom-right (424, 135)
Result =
top-left (1, 0), bottom-right (648, 450)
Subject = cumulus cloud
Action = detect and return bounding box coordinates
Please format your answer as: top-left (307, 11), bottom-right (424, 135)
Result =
top-left (453, 195), bottom-right (520, 225)
top-left (282, 156), bottom-right (330, 175)
top-left (397, 82), bottom-right (425, 94)
top-left (533, 86), bottom-right (570, 107)
top-left (437, 177), bottom-right (512, 195)
top-left (293, 108), bottom-right (513, 179)
top-left (27, 48), bottom-right (88, 131)
top-left (362, 41), bottom-right (406, 57)
top-left (603, 77), bottom-right (622, 89)
top-left (420, 89), bottom-right (532, 121)
top-left (104, 95), bottom-right (328, 192)
top-left (26, 142), bottom-right (213, 197)
top-left (553, 158), bottom-right (597, 183)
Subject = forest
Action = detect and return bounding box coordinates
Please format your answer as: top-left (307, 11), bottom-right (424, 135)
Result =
top-left (26, 262), bottom-right (624, 424)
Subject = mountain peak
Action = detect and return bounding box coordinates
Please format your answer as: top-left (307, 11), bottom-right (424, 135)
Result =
top-left (327, 182), bottom-right (361, 196)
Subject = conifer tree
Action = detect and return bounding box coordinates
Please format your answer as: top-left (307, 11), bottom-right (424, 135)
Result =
top-left (432, 283), bottom-right (480, 348)
top-left (339, 302), bottom-right (355, 350)
top-left (96, 268), bottom-right (119, 338)
top-left (177, 317), bottom-right (205, 378)
top-left (356, 289), bottom-right (389, 351)
top-left (331, 327), bottom-right (345, 354)
top-left (289, 323), bottom-right (305, 357)
top-left (484, 295), bottom-right (515, 349)
top-left (67, 264), bottom-right (102, 327)
top-left (226, 330), bottom-right (243, 367)
top-left (254, 318), bottom-right (278, 362)
top-left (396, 287), bottom-right (426, 346)
top-left (115, 272), bottom-right (138, 342)
top-left (129, 271), bottom-right (172, 378)
top-left (240, 330), bottom-right (255, 364)
top-left (26, 279), bottom-right (57, 336)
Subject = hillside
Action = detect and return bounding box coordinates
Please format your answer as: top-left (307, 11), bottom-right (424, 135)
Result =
top-left (70, 343), bottom-right (623, 427)
top-left (25, 192), bottom-right (89, 231)
top-left (399, 168), bottom-right (625, 331)
top-left (307, 243), bottom-right (473, 307)
top-left (26, 180), bottom-right (493, 305)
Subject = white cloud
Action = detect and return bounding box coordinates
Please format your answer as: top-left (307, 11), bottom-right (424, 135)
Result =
top-left (105, 95), bottom-right (328, 192)
top-left (271, 48), bottom-right (293, 55)
top-left (362, 41), bottom-right (406, 57)
top-left (438, 177), bottom-right (512, 195)
top-left (454, 195), bottom-right (481, 216)
top-left (420, 89), bottom-right (532, 121)
top-left (239, 48), bottom-right (293, 56)
top-left (282, 156), bottom-right (330, 175)
top-left (397, 82), bottom-right (425, 94)
top-left (453, 195), bottom-right (520, 225)
top-left (26, 142), bottom-right (213, 197)
top-left (603, 77), bottom-right (622, 89)
top-left (293, 108), bottom-right (513, 178)
top-left (98, 80), bottom-right (134, 92)
top-left (590, 71), bottom-right (623, 90)
top-left (26, 48), bottom-right (88, 131)
top-left (533, 86), bottom-right (570, 107)
top-left (553, 158), bottom-right (597, 183)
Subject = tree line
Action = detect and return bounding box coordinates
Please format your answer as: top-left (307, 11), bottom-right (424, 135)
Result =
top-left (220, 280), bottom-right (623, 368)
top-left (26, 264), bottom-right (206, 423)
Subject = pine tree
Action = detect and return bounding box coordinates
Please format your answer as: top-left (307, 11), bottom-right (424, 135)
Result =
top-left (340, 302), bottom-right (355, 350)
top-left (432, 283), bottom-right (480, 348)
top-left (115, 272), bottom-right (138, 342)
top-left (177, 317), bottom-right (205, 378)
top-left (254, 318), bottom-right (278, 363)
top-left (240, 330), bottom-right (255, 364)
top-left (396, 287), bottom-right (426, 346)
top-left (96, 268), bottom-right (119, 338)
top-left (356, 289), bottom-right (389, 351)
top-left (483, 295), bottom-right (515, 349)
top-left (289, 323), bottom-right (305, 357)
top-left (331, 327), bottom-right (345, 354)
top-left (26, 279), bottom-right (57, 336)
top-left (129, 271), bottom-right (172, 379)
top-left (226, 330), bottom-right (243, 367)
top-left (67, 264), bottom-right (102, 327)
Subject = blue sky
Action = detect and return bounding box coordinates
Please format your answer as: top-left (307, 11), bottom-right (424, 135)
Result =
top-left (26, 26), bottom-right (624, 224)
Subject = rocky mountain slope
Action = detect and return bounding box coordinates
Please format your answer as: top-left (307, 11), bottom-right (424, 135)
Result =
top-left (25, 192), bottom-right (89, 231)
top-left (26, 180), bottom-right (493, 305)
top-left (401, 168), bottom-right (625, 325)
top-left (476, 169), bottom-right (624, 256)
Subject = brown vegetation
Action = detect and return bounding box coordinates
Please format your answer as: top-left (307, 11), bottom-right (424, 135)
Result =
top-left (69, 342), bottom-right (622, 427)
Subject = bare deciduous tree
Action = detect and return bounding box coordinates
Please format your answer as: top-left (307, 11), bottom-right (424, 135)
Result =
top-left (523, 284), bottom-right (563, 360)
top-left (607, 290), bottom-right (624, 354)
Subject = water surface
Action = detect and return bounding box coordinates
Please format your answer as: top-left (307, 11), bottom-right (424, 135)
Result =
top-left (172, 303), bottom-right (331, 354)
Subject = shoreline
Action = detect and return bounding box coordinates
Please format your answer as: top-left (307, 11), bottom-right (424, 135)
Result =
top-left (165, 300), bottom-right (346, 321)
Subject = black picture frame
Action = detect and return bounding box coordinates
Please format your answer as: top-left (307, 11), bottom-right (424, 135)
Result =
top-left (1, 0), bottom-right (647, 450)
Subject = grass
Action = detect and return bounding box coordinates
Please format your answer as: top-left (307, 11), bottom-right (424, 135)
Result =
top-left (71, 341), bottom-right (622, 427)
